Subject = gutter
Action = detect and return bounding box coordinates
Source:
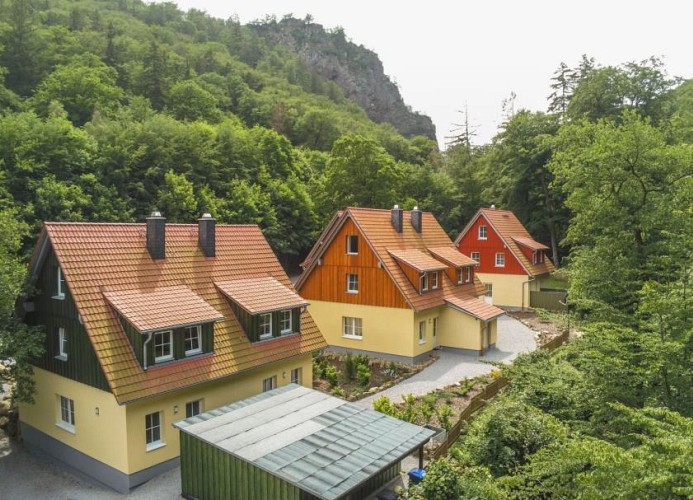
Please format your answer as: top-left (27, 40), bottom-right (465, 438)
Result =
top-left (521, 276), bottom-right (536, 311)
top-left (142, 331), bottom-right (153, 371)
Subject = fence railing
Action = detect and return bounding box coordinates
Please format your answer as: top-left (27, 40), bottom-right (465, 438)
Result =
top-left (530, 290), bottom-right (568, 311)
top-left (431, 330), bottom-right (569, 459)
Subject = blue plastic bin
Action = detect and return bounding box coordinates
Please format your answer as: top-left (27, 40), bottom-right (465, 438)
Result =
top-left (407, 467), bottom-right (426, 484)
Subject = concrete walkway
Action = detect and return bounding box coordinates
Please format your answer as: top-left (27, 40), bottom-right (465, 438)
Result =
top-left (358, 315), bottom-right (536, 408)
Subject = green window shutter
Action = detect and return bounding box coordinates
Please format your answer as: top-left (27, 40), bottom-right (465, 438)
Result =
top-left (202, 323), bottom-right (214, 352)
top-left (292, 308), bottom-right (301, 334)
top-left (173, 328), bottom-right (185, 359)
top-left (249, 314), bottom-right (257, 342)
top-left (272, 311), bottom-right (281, 338)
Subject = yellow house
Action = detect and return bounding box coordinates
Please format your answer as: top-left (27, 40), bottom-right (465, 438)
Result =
top-left (19, 214), bottom-right (326, 493)
top-left (455, 207), bottom-right (557, 308)
top-left (296, 207), bottom-right (504, 363)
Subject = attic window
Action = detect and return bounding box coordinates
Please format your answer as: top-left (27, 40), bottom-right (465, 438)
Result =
top-left (184, 326), bottom-right (202, 356)
top-left (478, 226), bottom-right (488, 240)
top-left (458, 267), bottom-right (473, 285)
top-left (430, 271), bottom-right (439, 290)
top-left (533, 251), bottom-right (545, 264)
top-left (471, 252), bottom-right (480, 263)
top-left (154, 330), bottom-right (173, 363)
top-left (420, 273), bottom-right (429, 292)
top-left (259, 313), bottom-right (272, 340)
top-left (54, 267), bottom-right (66, 300)
top-left (495, 252), bottom-right (505, 267)
top-left (346, 235), bottom-right (359, 255)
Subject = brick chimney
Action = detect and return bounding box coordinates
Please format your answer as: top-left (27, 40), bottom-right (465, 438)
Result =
top-left (198, 213), bottom-right (216, 257)
top-left (146, 211), bottom-right (165, 260)
top-left (411, 206), bottom-right (422, 233)
top-left (391, 205), bottom-right (403, 233)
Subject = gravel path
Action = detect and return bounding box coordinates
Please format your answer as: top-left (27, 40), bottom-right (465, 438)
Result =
top-left (357, 315), bottom-right (536, 407)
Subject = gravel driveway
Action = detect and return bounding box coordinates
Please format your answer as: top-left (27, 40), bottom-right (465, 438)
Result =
top-left (358, 314), bottom-right (536, 407)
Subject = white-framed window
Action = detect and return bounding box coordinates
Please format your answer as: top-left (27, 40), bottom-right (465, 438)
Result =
top-left (54, 267), bottom-right (66, 299)
top-left (485, 283), bottom-right (493, 298)
top-left (346, 273), bottom-right (359, 294)
top-left (280, 310), bottom-right (292, 334)
top-left (471, 252), bottom-right (480, 263)
top-left (154, 330), bottom-right (173, 363)
top-left (418, 321), bottom-right (426, 344)
top-left (430, 271), bottom-right (439, 290)
top-left (420, 273), bottom-right (429, 292)
top-left (262, 376), bottom-right (276, 392)
top-left (57, 395), bottom-right (75, 433)
top-left (346, 235), bottom-right (359, 255)
top-left (458, 267), bottom-right (473, 285)
top-left (478, 225), bottom-right (488, 240)
top-left (186, 400), bottom-right (202, 418)
top-left (495, 252), bottom-right (505, 267)
top-left (342, 317), bottom-right (363, 339)
top-left (533, 251), bottom-right (545, 264)
top-left (57, 327), bottom-right (68, 361)
top-left (184, 325), bottom-right (202, 356)
top-left (291, 367), bottom-right (301, 385)
top-left (259, 313), bottom-right (272, 340)
top-left (145, 411), bottom-right (164, 451)
top-left (432, 318), bottom-right (438, 338)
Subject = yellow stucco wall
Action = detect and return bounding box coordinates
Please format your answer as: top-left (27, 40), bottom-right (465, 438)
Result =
top-left (476, 272), bottom-right (537, 308)
top-left (412, 309), bottom-right (442, 356)
top-left (21, 354), bottom-right (313, 476)
top-left (19, 367), bottom-right (129, 472)
top-left (438, 307), bottom-right (482, 351)
top-left (125, 353), bottom-right (313, 473)
top-left (489, 318), bottom-right (498, 345)
top-left (307, 300), bottom-right (415, 357)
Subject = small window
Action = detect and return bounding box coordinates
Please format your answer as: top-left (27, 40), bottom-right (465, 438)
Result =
top-left (342, 317), bottom-right (363, 339)
top-left (186, 400), bottom-right (202, 418)
top-left (259, 313), bottom-right (272, 340)
top-left (495, 252), bottom-right (505, 267)
top-left (280, 310), bottom-right (292, 334)
top-left (432, 318), bottom-right (438, 338)
top-left (478, 225), bottom-right (488, 240)
top-left (458, 267), bottom-right (473, 284)
top-left (430, 272), bottom-right (439, 290)
top-left (485, 283), bottom-right (493, 298)
top-left (471, 252), bottom-right (480, 263)
top-left (145, 411), bottom-right (164, 451)
top-left (420, 273), bottom-right (429, 292)
top-left (346, 235), bottom-right (359, 255)
top-left (54, 267), bottom-right (66, 299)
top-left (154, 331), bottom-right (173, 362)
top-left (58, 395), bottom-right (75, 432)
top-left (57, 327), bottom-right (68, 361)
top-left (262, 376), bottom-right (276, 392)
top-left (184, 326), bottom-right (202, 356)
top-left (346, 273), bottom-right (359, 294)
top-left (418, 321), bottom-right (426, 344)
top-left (291, 367), bottom-right (301, 385)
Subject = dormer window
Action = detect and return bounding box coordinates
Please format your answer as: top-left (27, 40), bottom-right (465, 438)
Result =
top-left (478, 226), bottom-right (488, 240)
top-left (533, 251), bottom-right (545, 264)
top-left (430, 271), bottom-right (439, 290)
top-left (346, 235), bottom-right (359, 255)
top-left (54, 267), bottom-right (66, 300)
top-left (259, 313), bottom-right (272, 340)
top-left (154, 330), bottom-right (173, 363)
top-left (280, 310), bottom-right (292, 334)
top-left (420, 273), bottom-right (429, 292)
top-left (458, 267), bottom-right (473, 285)
top-left (184, 326), bottom-right (202, 356)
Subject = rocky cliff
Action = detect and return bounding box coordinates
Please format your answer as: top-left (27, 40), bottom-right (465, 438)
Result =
top-left (250, 17), bottom-right (436, 140)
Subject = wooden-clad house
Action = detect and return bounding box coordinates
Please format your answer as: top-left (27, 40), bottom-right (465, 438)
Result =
top-left (19, 213), bottom-right (326, 493)
top-left (296, 206), bottom-right (505, 363)
top-left (455, 206), bottom-right (556, 308)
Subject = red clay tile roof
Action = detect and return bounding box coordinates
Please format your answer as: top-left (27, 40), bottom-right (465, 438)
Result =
top-left (103, 285), bottom-right (223, 333)
top-left (216, 277), bottom-right (308, 315)
top-left (35, 223), bottom-right (326, 405)
top-left (445, 295), bottom-right (505, 321)
top-left (297, 208), bottom-right (486, 312)
top-left (389, 249), bottom-right (448, 273)
top-left (456, 208), bottom-right (556, 276)
top-left (512, 236), bottom-right (549, 251)
top-left (427, 246), bottom-right (478, 268)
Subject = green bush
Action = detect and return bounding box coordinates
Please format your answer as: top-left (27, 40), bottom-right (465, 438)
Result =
top-left (324, 363), bottom-right (339, 388)
top-left (345, 351), bottom-right (356, 381)
top-left (357, 363), bottom-right (371, 387)
top-left (353, 354), bottom-right (370, 368)
top-left (373, 396), bottom-right (398, 417)
top-left (437, 403), bottom-right (453, 431)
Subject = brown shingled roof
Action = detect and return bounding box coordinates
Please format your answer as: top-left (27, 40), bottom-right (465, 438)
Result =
top-left (34, 223), bottom-right (326, 405)
top-left (428, 246), bottom-right (478, 268)
top-left (445, 295), bottom-right (505, 321)
top-left (389, 249), bottom-right (448, 273)
top-left (512, 236), bottom-right (549, 251)
top-left (103, 285), bottom-right (223, 333)
top-left (216, 277), bottom-right (308, 315)
top-left (455, 208), bottom-right (556, 276)
top-left (297, 208), bottom-right (486, 312)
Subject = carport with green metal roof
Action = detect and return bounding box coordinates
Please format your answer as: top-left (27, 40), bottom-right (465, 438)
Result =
top-left (174, 384), bottom-right (435, 500)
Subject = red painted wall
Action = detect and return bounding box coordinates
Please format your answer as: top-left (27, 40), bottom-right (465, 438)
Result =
top-left (457, 215), bottom-right (526, 275)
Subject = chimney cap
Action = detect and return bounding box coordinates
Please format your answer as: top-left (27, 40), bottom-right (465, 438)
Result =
top-left (413, 206), bottom-right (419, 211)
top-left (393, 204), bottom-right (399, 209)
top-left (149, 210), bottom-right (163, 218)
top-left (200, 213), bottom-right (213, 219)
top-left (490, 204), bottom-right (496, 210)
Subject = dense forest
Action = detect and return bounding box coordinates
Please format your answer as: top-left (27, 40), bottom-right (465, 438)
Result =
top-left (0, 0), bottom-right (691, 495)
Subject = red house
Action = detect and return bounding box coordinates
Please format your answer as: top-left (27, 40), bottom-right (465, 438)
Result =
top-left (455, 206), bottom-right (555, 308)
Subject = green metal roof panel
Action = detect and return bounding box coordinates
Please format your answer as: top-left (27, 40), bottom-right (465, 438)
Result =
top-left (175, 384), bottom-right (435, 500)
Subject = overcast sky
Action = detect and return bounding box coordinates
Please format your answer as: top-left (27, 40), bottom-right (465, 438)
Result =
top-left (169, 0), bottom-right (692, 148)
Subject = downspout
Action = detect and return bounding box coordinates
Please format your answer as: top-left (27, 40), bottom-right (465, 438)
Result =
top-left (521, 276), bottom-right (535, 312)
top-left (143, 332), bottom-right (153, 371)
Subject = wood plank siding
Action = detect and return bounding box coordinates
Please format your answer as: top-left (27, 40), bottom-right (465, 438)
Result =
top-left (299, 218), bottom-right (409, 309)
top-left (457, 215), bottom-right (526, 275)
